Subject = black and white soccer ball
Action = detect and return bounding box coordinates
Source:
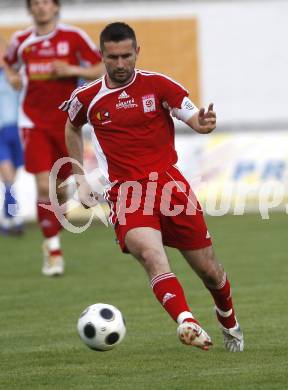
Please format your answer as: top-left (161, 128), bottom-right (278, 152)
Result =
top-left (77, 303), bottom-right (126, 351)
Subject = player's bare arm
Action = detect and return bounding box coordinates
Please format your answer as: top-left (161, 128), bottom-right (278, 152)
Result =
top-left (3, 63), bottom-right (22, 90)
top-left (65, 119), bottom-right (97, 208)
top-left (52, 60), bottom-right (104, 80)
top-left (65, 118), bottom-right (83, 169)
top-left (187, 103), bottom-right (216, 134)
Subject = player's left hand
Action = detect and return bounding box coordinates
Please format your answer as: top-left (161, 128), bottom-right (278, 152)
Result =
top-left (197, 103), bottom-right (216, 133)
top-left (52, 60), bottom-right (77, 77)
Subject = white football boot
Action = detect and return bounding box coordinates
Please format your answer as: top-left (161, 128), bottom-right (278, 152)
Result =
top-left (177, 322), bottom-right (213, 350)
top-left (222, 322), bottom-right (244, 352)
top-left (41, 243), bottom-right (64, 276)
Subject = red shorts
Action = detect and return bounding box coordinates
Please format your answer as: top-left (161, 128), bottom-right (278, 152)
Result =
top-left (106, 166), bottom-right (212, 253)
top-left (21, 126), bottom-right (71, 180)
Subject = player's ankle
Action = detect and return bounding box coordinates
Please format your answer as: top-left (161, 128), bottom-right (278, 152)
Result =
top-left (177, 311), bottom-right (199, 325)
top-left (215, 307), bottom-right (236, 329)
top-left (45, 235), bottom-right (61, 253)
top-left (50, 249), bottom-right (62, 257)
top-left (182, 318), bottom-right (199, 325)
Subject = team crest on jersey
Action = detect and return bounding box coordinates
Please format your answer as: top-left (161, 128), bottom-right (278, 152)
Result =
top-left (57, 41), bottom-right (69, 56)
top-left (25, 46), bottom-right (36, 54)
top-left (142, 95), bottom-right (156, 113)
top-left (96, 111), bottom-right (110, 121)
top-left (96, 110), bottom-right (111, 124)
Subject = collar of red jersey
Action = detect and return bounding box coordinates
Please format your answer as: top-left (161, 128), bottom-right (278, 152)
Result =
top-left (104, 70), bottom-right (137, 90)
top-left (32, 24), bottom-right (59, 40)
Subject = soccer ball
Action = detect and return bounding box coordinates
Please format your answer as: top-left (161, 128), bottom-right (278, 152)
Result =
top-left (77, 303), bottom-right (126, 351)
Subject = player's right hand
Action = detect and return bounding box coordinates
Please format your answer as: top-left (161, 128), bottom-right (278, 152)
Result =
top-left (52, 60), bottom-right (77, 77)
top-left (77, 179), bottom-right (99, 209)
top-left (9, 73), bottom-right (22, 90)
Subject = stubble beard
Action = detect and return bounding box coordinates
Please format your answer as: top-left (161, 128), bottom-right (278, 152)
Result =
top-left (109, 69), bottom-right (134, 86)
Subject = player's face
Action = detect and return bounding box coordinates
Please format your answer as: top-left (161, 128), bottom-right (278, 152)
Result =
top-left (101, 39), bottom-right (139, 87)
top-left (29, 0), bottom-right (59, 25)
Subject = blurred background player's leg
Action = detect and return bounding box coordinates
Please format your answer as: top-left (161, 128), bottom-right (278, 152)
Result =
top-left (21, 126), bottom-right (67, 277)
top-left (0, 59), bottom-right (24, 235)
top-left (35, 171), bottom-right (65, 277)
top-left (21, 122), bottom-right (71, 277)
top-left (0, 124), bottom-right (24, 235)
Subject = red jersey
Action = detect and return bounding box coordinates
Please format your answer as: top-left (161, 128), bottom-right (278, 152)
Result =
top-left (4, 24), bottom-right (101, 129)
top-left (61, 70), bottom-right (190, 182)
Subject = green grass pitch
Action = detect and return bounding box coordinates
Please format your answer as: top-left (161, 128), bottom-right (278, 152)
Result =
top-left (0, 213), bottom-right (287, 390)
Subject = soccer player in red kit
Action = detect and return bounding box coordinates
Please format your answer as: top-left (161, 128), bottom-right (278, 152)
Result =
top-left (64, 22), bottom-right (244, 351)
top-left (3, 0), bottom-right (103, 276)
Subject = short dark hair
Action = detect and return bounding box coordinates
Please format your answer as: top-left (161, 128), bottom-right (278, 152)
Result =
top-left (26, 0), bottom-right (60, 8)
top-left (100, 22), bottom-right (137, 51)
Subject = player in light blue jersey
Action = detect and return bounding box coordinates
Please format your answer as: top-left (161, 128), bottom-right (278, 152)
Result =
top-left (0, 37), bottom-right (24, 235)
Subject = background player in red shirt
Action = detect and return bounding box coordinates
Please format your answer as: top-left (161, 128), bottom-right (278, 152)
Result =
top-left (4, 0), bottom-right (103, 276)
top-left (64, 22), bottom-right (243, 352)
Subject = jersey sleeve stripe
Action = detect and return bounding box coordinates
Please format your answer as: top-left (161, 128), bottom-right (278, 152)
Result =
top-left (58, 23), bottom-right (99, 51)
top-left (59, 77), bottom-right (103, 111)
top-left (136, 69), bottom-right (189, 94)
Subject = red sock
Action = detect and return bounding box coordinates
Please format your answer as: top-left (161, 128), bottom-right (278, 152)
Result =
top-left (37, 201), bottom-right (62, 239)
top-left (206, 273), bottom-right (236, 329)
top-left (50, 249), bottom-right (62, 256)
top-left (151, 272), bottom-right (198, 324)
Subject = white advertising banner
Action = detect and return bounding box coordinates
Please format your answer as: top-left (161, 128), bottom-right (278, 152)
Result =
top-left (175, 131), bottom-right (288, 218)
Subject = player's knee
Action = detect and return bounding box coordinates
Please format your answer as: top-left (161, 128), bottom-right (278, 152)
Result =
top-left (139, 247), bottom-right (165, 266)
top-left (137, 247), bottom-right (169, 277)
top-left (195, 248), bottom-right (223, 284)
top-left (201, 261), bottom-right (224, 287)
top-left (140, 247), bottom-right (160, 261)
top-left (37, 182), bottom-right (49, 198)
top-left (35, 173), bottom-right (50, 199)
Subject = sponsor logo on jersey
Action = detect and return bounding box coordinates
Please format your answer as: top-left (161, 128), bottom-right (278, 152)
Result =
top-left (68, 97), bottom-right (83, 121)
top-left (28, 59), bottom-right (55, 79)
top-left (57, 41), bottom-right (69, 56)
top-left (28, 57), bottom-right (69, 79)
top-left (142, 94), bottom-right (156, 113)
top-left (118, 90), bottom-right (130, 99)
top-left (116, 98), bottom-right (138, 110)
